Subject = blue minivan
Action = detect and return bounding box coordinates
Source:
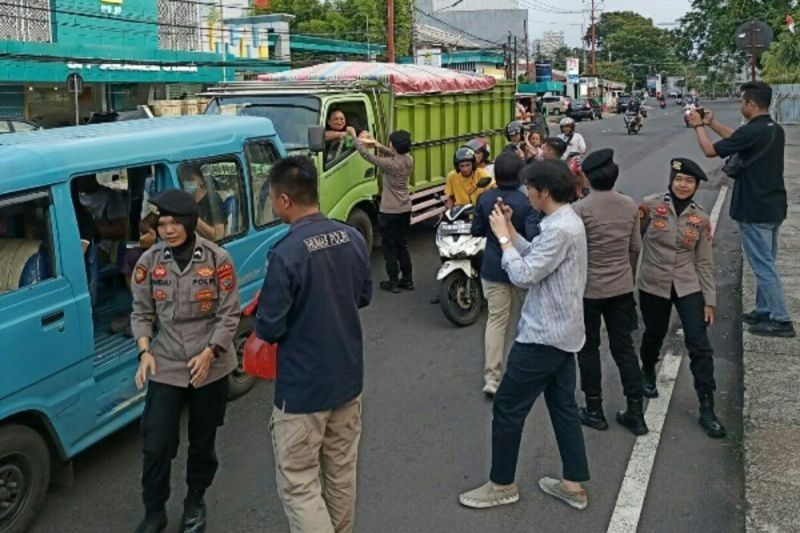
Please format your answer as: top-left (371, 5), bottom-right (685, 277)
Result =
top-left (0, 115), bottom-right (288, 532)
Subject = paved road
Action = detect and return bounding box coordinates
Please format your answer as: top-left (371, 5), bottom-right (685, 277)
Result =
top-left (33, 101), bottom-right (746, 533)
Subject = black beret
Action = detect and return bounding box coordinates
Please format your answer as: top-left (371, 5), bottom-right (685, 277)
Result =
top-left (581, 148), bottom-right (614, 173)
top-left (149, 188), bottom-right (199, 217)
top-left (670, 158), bottom-right (708, 181)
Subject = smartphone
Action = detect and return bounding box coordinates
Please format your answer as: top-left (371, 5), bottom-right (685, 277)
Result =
top-left (696, 107), bottom-right (706, 119)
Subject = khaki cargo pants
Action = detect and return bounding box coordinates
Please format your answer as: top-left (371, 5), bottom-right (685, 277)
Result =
top-left (270, 395), bottom-right (362, 533)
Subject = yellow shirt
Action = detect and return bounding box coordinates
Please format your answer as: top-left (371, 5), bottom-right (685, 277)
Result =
top-left (444, 168), bottom-right (494, 205)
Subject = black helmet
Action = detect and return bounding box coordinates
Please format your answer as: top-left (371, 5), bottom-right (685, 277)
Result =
top-left (505, 120), bottom-right (524, 141)
top-left (462, 138), bottom-right (491, 164)
top-left (453, 147), bottom-right (478, 172)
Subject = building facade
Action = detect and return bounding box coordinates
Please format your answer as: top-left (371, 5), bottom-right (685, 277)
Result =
top-left (0, 0), bottom-right (287, 126)
top-left (415, 0), bottom-right (526, 50)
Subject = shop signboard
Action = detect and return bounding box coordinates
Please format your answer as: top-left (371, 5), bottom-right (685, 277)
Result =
top-left (567, 57), bottom-right (580, 84)
top-left (415, 49), bottom-right (442, 68)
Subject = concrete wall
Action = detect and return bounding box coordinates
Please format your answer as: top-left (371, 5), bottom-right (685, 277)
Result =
top-left (416, 0), bottom-right (526, 46)
top-left (772, 84), bottom-right (800, 125)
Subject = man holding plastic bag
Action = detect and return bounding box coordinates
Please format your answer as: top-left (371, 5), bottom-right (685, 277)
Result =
top-left (255, 156), bottom-right (372, 533)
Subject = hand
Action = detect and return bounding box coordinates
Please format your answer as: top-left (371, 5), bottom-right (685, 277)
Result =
top-left (346, 126), bottom-right (357, 138)
top-left (188, 348), bottom-right (215, 387)
top-left (704, 306), bottom-right (715, 326)
top-left (688, 110), bottom-right (704, 128)
top-left (702, 109), bottom-right (714, 125)
top-left (135, 352), bottom-right (157, 390)
top-left (489, 205), bottom-right (510, 239)
top-left (495, 199), bottom-right (513, 222)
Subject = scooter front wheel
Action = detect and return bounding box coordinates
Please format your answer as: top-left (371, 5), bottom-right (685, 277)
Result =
top-left (439, 272), bottom-right (483, 327)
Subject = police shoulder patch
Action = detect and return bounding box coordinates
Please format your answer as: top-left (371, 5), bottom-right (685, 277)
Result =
top-left (134, 265), bottom-right (147, 284)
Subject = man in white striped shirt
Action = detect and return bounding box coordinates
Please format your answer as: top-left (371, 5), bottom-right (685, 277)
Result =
top-left (459, 159), bottom-right (591, 511)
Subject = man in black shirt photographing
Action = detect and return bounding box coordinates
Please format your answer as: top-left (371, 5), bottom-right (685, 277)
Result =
top-left (689, 81), bottom-right (795, 338)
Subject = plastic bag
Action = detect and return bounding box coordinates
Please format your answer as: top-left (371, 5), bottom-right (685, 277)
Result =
top-left (243, 332), bottom-right (277, 380)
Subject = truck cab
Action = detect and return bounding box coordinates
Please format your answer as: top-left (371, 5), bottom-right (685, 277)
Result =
top-left (0, 115), bottom-right (287, 532)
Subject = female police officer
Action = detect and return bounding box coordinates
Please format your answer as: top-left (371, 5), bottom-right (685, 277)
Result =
top-left (638, 158), bottom-right (725, 438)
top-left (130, 189), bottom-right (240, 533)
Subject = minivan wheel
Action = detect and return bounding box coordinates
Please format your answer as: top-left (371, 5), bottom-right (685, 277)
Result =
top-left (0, 425), bottom-right (50, 533)
top-left (228, 316), bottom-right (256, 401)
top-left (347, 208), bottom-right (374, 251)
top-left (552, 109), bottom-right (561, 116)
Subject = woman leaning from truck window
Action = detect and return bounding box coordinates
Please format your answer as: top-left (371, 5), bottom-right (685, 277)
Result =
top-left (129, 188), bottom-right (240, 533)
top-left (325, 108), bottom-right (372, 160)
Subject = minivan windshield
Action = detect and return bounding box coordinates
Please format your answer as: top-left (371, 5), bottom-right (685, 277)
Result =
top-left (205, 95), bottom-right (321, 150)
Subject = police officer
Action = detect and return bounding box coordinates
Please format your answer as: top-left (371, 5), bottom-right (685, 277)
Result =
top-left (130, 189), bottom-right (240, 533)
top-left (572, 149), bottom-right (648, 436)
top-left (638, 158), bottom-right (726, 438)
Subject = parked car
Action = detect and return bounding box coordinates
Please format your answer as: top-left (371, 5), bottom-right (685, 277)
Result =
top-left (615, 95), bottom-right (633, 114)
top-left (566, 99), bottom-right (595, 121)
top-left (0, 117), bottom-right (41, 134)
top-left (541, 95), bottom-right (570, 116)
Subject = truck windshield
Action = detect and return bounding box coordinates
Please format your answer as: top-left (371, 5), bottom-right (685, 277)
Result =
top-left (205, 95), bottom-right (321, 150)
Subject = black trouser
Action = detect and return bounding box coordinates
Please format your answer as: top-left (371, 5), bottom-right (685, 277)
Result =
top-left (378, 211), bottom-right (412, 282)
top-left (639, 289), bottom-right (716, 394)
top-left (578, 292), bottom-right (643, 400)
top-left (490, 342), bottom-right (590, 485)
top-left (140, 378), bottom-right (228, 512)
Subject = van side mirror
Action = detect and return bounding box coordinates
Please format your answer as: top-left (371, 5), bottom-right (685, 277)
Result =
top-left (477, 177), bottom-right (492, 189)
top-left (308, 126), bottom-right (325, 153)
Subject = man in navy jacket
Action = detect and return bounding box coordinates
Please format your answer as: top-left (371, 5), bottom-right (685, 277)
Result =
top-left (256, 156), bottom-right (372, 533)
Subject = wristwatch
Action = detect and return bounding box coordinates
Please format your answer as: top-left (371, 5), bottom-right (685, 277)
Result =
top-left (498, 235), bottom-right (510, 245)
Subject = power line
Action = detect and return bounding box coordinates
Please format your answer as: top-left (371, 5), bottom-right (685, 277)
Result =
top-left (413, 7), bottom-right (504, 47)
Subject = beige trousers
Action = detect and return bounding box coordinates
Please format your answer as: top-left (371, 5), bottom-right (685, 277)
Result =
top-left (482, 280), bottom-right (525, 386)
top-left (270, 395), bottom-right (363, 533)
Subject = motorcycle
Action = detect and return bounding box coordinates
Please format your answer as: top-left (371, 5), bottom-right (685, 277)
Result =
top-left (435, 204), bottom-right (486, 327)
top-left (683, 104), bottom-right (695, 127)
top-left (624, 111), bottom-right (642, 135)
top-left (659, 99), bottom-right (667, 109)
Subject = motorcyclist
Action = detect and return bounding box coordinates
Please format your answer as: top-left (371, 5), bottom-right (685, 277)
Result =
top-left (463, 137), bottom-right (494, 177)
top-left (557, 117), bottom-right (587, 160)
top-left (443, 147), bottom-right (494, 210)
top-left (625, 98), bottom-right (644, 130)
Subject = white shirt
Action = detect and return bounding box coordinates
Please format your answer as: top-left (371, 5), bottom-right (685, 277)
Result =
top-left (559, 132), bottom-right (587, 157)
top-left (501, 204), bottom-right (588, 353)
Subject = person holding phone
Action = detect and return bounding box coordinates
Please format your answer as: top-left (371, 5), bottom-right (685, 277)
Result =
top-left (637, 158), bottom-right (725, 438)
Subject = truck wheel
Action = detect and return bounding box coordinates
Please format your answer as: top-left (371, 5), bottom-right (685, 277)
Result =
top-left (439, 272), bottom-right (483, 327)
top-left (347, 208), bottom-right (374, 251)
top-left (0, 425), bottom-right (50, 533)
top-left (227, 316), bottom-right (256, 401)
top-left (552, 109), bottom-right (560, 116)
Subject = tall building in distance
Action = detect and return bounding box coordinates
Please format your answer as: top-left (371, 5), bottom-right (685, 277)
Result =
top-left (533, 30), bottom-right (565, 58)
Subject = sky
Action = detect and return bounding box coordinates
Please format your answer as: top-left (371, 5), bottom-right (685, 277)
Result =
top-left (527, 0), bottom-right (693, 48)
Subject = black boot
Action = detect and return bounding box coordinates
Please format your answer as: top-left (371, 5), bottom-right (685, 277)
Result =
top-left (398, 278), bottom-right (415, 291)
top-left (181, 489), bottom-right (207, 533)
top-left (698, 393), bottom-right (726, 438)
top-left (616, 397), bottom-right (649, 436)
top-left (578, 396), bottom-right (609, 431)
top-left (642, 363), bottom-right (659, 398)
top-left (134, 509), bottom-right (167, 533)
top-left (379, 280), bottom-right (400, 294)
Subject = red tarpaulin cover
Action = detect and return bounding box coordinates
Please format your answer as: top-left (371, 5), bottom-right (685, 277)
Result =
top-left (257, 61), bottom-right (497, 95)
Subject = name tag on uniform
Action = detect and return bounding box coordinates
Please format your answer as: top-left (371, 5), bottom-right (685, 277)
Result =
top-left (303, 230), bottom-right (351, 253)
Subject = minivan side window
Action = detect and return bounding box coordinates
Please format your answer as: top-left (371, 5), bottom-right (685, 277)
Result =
top-left (244, 141), bottom-right (280, 228)
top-left (0, 192), bottom-right (55, 294)
top-left (324, 101), bottom-right (370, 170)
top-left (178, 157), bottom-right (248, 242)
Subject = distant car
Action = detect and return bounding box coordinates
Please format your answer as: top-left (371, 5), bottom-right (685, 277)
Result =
top-left (541, 95), bottom-right (570, 116)
top-left (566, 99), bottom-right (596, 121)
top-left (668, 90), bottom-right (679, 98)
top-left (0, 118), bottom-right (41, 134)
top-left (86, 106), bottom-right (154, 124)
top-left (616, 95), bottom-right (632, 114)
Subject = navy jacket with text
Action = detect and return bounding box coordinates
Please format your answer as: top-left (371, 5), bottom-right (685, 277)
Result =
top-left (256, 213), bottom-right (372, 413)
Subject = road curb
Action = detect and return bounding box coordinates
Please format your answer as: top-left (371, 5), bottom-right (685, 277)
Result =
top-left (742, 125), bottom-right (800, 533)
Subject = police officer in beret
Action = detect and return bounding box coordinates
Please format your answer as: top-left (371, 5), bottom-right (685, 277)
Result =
top-left (572, 149), bottom-right (648, 436)
top-left (638, 158), bottom-right (726, 438)
top-left (130, 188), bottom-right (241, 532)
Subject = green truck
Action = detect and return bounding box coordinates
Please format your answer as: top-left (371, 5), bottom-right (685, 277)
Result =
top-left (202, 76), bottom-right (515, 248)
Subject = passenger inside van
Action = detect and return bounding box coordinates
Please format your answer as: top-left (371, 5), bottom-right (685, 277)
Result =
top-left (179, 166), bottom-right (226, 241)
top-left (0, 203), bottom-right (52, 294)
top-left (73, 174), bottom-right (129, 265)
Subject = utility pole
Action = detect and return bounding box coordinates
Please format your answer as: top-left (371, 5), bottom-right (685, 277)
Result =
top-left (410, 1), bottom-right (417, 59)
top-left (590, 0), bottom-right (596, 75)
top-left (219, 0), bottom-right (227, 82)
top-left (514, 36), bottom-right (518, 81)
top-left (750, 19), bottom-right (757, 82)
top-left (387, 0), bottom-right (395, 62)
top-left (524, 19), bottom-right (531, 81)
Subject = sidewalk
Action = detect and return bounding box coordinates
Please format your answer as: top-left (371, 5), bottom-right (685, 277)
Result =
top-left (742, 124), bottom-right (800, 532)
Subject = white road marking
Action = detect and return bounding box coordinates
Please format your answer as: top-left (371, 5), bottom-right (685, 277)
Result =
top-left (606, 183), bottom-right (728, 533)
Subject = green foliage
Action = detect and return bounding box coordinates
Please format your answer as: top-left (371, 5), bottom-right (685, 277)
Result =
top-left (594, 61), bottom-right (629, 83)
top-left (762, 23), bottom-right (800, 84)
top-left (253, 0), bottom-right (413, 57)
top-left (549, 46), bottom-right (583, 71)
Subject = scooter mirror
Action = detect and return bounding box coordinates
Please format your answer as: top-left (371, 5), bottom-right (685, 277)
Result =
top-left (476, 177), bottom-right (493, 189)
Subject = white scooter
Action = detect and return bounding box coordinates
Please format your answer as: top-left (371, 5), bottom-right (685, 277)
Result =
top-left (436, 204), bottom-right (486, 327)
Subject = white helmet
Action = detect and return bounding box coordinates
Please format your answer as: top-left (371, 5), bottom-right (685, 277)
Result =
top-left (559, 117), bottom-right (576, 127)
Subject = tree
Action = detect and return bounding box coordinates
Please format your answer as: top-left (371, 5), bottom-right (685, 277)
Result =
top-left (549, 46), bottom-right (584, 71)
top-left (762, 17), bottom-right (800, 84)
top-left (594, 61), bottom-right (629, 84)
top-left (253, 0), bottom-right (414, 58)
